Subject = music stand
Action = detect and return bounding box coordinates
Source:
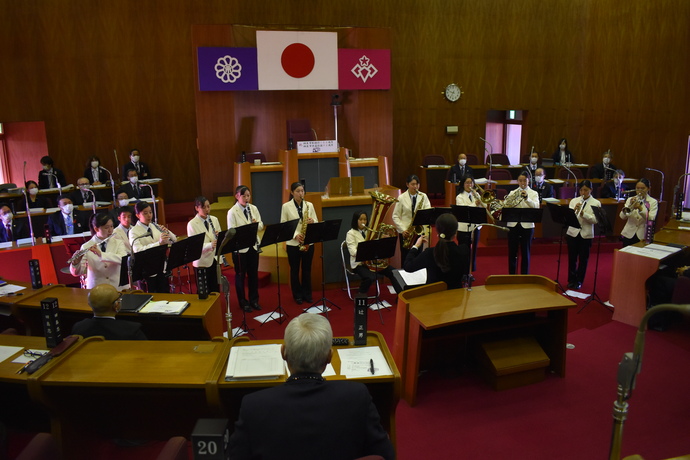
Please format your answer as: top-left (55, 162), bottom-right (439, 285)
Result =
top-left (259, 219), bottom-right (299, 325)
top-left (166, 233), bottom-right (205, 293)
top-left (451, 205), bottom-right (488, 286)
top-left (214, 228), bottom-right (236, 338)
top-left (547, 203), bottom-right (580, 296)
top-left (354, 236), bottom-right (398, 324)
top-left (306, 219), bottom-right (343, 316)
top-left (221, 223), bottom-right (259, 337)
top-left (579, 205), bottom-right (613, 314)
top-left (129, 244), bottom-right (168, 292)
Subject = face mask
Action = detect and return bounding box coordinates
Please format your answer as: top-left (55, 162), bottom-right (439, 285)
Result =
top-left (61, 204), bottom-right (74, 214)
top-left (535, 175), bottom-right (544, 183)
top-left (459, 159), bottom-right (466, 166)
top-left (530, 157), bottom-right (538, 164)
top-left (91, 161), bottom-right (99, 168)
top-left (78, 184), bottom-right (90, 190)
top-left (129, 176), bottom-right (138, 184)
top-left (603, 157), bottom-right (610, 165)
top-left (43, 165), bottom-right (51, 171)
top-left (29, 187), bottom-right (39, 196)
top-left (118, 199), bottom-right (129, 207)
top-left (614, 178), bottom-right (621, 186)
top-left (560, 145), bottom-right (566, 151)
top-left (132, 155), bottom-right (140, 163)
top-left (1, 213), bottom-right (12, 224)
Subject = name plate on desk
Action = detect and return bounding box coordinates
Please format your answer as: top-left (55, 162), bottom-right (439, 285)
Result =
top-left (297, 140), bottom-right (338, 153)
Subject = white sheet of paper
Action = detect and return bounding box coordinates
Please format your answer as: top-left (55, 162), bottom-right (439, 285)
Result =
top-left (565, 290), bottom-right (590, 299)
top-left (12, 349), bottom-right (49, 364)
top-left (0, 345), bottom-right (24, 363)
top-left (398, 268), bottom-right (427, 286)
top-left (337, 346), bottom-right (393, 379)
top-left (0, 284), bottom-right (27, 296)
top-left (253, 311), bottom-right (285, 323)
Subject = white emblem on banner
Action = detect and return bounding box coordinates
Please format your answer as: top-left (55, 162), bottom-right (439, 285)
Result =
top-left (215, 56), bottom-right (242, 83)
top-left (351, 55), bottom-right (378, 83)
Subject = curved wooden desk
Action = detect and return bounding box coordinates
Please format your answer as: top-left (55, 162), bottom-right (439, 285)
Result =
top-left (393, 276), bottom-right (576, 406)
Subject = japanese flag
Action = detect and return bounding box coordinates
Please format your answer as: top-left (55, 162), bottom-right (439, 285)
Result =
top-left (257, 31), bottom-right (338, 90)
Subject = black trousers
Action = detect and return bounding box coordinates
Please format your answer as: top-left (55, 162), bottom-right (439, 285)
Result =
top-left (194, 260), bottom-right (220, 295)
top-left (143, 273), bottom-right (170, 293)
top-left (353, 264), bottom-right (396, 294)
top-left (566, 234), bottom-right (593, 284)
top-left (286, 245), bottom-right (314, 301)
top-left (457, 228), bottom-right (480, 272)
top-left (508, 226), bottom-right (534, 274)
top-left (232, 248), bottom-right (259, 306)
top-left (621, 234), bottom-right (640, 247)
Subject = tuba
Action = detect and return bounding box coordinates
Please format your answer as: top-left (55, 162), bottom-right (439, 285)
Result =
top-left (365, 191), bottom-right (398, 270)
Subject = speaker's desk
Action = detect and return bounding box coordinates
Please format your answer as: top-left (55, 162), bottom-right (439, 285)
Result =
top-left (221, 331), bottom-right (400, 446)
top-left (6, 284), bottom-right (223, 340)
top-left (393, 276), bottom-right (576, 406)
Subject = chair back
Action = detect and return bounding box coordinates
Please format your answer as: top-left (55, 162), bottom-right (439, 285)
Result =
top-left (488, 169), bottom-right (512, 181)
top-left (0, 183), bottom-right (17, 192)
top-left (558, 167), bottom-right (584, 180)
top-left (423, 154), bottom-right (446, 166)
top-left (465, 154), bottom-right (479, 165)
top-left (286, 119), bottom-right (314, 145)
top-left (245, 152), bottom-right (267, 163)
top-left (495, 188), bottom-right (508, 200)
top-left (341, 241), bottom-right (355, 274)
top-left (487, 153), bottom-right (510, 165)
top-left (558, 186), bottom-right (577, 199)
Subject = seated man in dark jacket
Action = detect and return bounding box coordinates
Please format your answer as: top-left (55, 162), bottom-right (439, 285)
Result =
top-left (72, 284), bottom-right (147, 340)
top-left (229, 313), bottom-right (395, 460)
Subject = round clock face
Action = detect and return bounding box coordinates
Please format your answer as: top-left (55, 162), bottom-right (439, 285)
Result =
top-left (444, 83), bottom-right (462, 102)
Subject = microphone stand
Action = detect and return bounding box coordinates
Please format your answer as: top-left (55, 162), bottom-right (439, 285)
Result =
top-left (645, 167), bottom-right (664, 203)
top-left (21, 188), bottom-right (36, 246)
top-left (47, 172), bottom-right (62, 191)
top-left (331, 94), bottom-right (341, 148)
top-left (481, 137), bottom-right (493, 181)
top-left (113, 149), bottom-right (122, 183)
top-left (140, 183), bottom-right (157, 223)
top-left (673, 173), bottom-right (690, 219)
top-left (101, 167), bottom-right (117, 203)
top-left (79, 187), bottom-right (97, 215)
top-left (561, 163), bottom-right (578, 197)
top-left (608, 304), bottom-right (690, 460)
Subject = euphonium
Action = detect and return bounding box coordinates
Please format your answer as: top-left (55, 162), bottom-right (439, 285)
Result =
top-left (365, 191), bottom-right (398, 270)
top-left (298, 201), bottom-right (310, 252)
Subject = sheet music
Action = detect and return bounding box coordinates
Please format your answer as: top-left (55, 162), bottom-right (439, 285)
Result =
top-left (398, 268), bottom-right (427, 286)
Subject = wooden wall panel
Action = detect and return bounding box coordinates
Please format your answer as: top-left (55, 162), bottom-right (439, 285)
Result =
top-left (0, 0), bottom-right (688, 210)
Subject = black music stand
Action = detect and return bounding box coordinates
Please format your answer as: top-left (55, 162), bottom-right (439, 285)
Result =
top-left (354, 236), bottom-right (398, 324)
top-left (128, 244), bottom-right (168, 292)
top-left (166, 233), bottom-right (205, 294)
top-left (259, 219), bottom-right (299, 325)
top-left (221, 222), bottom-right (259, 337)
top-left (579, 205), bottom-right (613, 314)
top-left (214, 228), bottom-right (236, 337)
top-left (451, 205), bottom-right (488, 287)
top-left (306, 219), bottom-right (342, 316)
top-left (547, 203), bottom-right (580, 296)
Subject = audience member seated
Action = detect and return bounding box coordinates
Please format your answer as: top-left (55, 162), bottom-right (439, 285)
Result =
top-left (71, 284), bottom-right (147, 340)
top-left (228, 313), bottom-right (394, 460)
top-left (600, 169), bottom-right (628, 199)
top-left (24, 180), bottom-right (52, 210)
top-left (551, 138), bottom-right (574, 165)
top-left (532, 168), bottom-right (554, 203)
top-left (589, 151), bottom-right (617, 181)
top-left (121, 148), bottom-right (151, 180)
top-left (404, 213), bottom-right (469, 289)
top-left (37, 156), bottom-right (67, 190)
top-left (446, 153), bottom-right (474, 183)
top-left (47, 196), bottom-right (90, 236)
top-left (70, 177), bottom-right (97, 206)
top-left (522, 151), bottom-right (541, 181)
top-left (111, 206), bottom-right (133, 254)
top-left (120, 169), bottom-right (152, 200)
top-left (0, 204), bottom-right (29, 242)
top-left (83, 155), bottom-right (109, 185)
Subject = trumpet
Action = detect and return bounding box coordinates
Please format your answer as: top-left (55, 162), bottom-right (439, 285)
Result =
top-left (67, 234), bottom-right (114, 264)
top-left (622, 193), bottom-right (645, 214)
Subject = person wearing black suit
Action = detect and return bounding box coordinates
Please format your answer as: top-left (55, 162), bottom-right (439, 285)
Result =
top-left (120, 169), bottom-right (152, 199)
top-left (121, 149), bottom-right (151, 180)
top-left (83, 155), bottom-right (110, 185)
top-left (0, 204), bottom-right (29, 242)
top-left (532, 168), bottom-right (554, 202)
top-left (229, 313), bottom-right (394, 460)
top-left (71, 284), bottom-right (147, 340)
top-left (447, 153), bottom-right (474, 185)
top-left (70, 177), bottom-right (98, 206)
top-left (37, 156), bottom-right (67, 190)
top-left (24, 180), bottom-right (52, 210)
top-left (600, 170), bottom-right (628, 199)
top-left (589, 152), bottom-right (618, 181)
top-left (522, 151), bottom-right (541, 183)
top-left (47, 196), bottom-right (90, 236)
top-left (551, 138), bottom-right (575, 165)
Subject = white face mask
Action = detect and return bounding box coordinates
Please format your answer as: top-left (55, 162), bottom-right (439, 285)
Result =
top-left (118, 199), bottom-right (129, 207)
top-left (603, 157), bottom-right (610, 165)
top-left (560, 144), bottom-right (566, 151)
top-left (129, 176), bottom-right (138, 184)
top-left (530, 157), bottom-right (538, 164)
top-left (29, 187), bottom-right (39, 196)
top-left (535, 175), bottom-right (544, 183)
top-left (1, 213), bottom-right (12, 224)
top-left (78, 183), bottom-right (90, 190)
top-left (459, 159), bottom-right (466, 166)
top-left (614, 178), bottom-right (622, 186)
top-left (43, 165), bottom-right (51, 171)
top-left (61, 204), bottom-right (74, 214)
top-left (91, 161), bottom-right (99, 168)
top-left (131, 155), bottom-right (140, 163)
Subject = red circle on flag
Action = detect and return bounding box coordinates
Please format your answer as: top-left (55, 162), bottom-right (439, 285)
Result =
top-left (281, 43), bottom-right (315, 79)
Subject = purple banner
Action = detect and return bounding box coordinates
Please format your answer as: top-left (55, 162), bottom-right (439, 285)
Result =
top-left (197, 47), bottom-right (258, 91)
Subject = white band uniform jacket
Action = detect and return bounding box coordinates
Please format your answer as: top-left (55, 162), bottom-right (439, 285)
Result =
top-left (69, 235), bottom-right (129, 289)
top-left (226, 203), bottom-right (264, 253)
top-left (505, 187), bottom-right (540, 229)
top-left (129, 221), bottom-right (177, 254)
top-left (280, 200), bottom-right (318, 247)
top-left (187, 214), bottom-right (222, 267)
top-left (455, 190), bottom-right (482, 233)
top-left (566, 196), bottom-right (601, 239)
top-left (392, 190), bottom-right (430, 233)
top-left (619, 194), bottom-right (658, 240)
top-left (111, 224), bottom-right (132, 254)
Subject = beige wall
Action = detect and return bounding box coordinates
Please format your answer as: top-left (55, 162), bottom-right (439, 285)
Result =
top-left (0, 1), bottom-right (688, 205)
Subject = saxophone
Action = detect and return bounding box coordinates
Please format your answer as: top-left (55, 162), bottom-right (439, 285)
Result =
top-left (298, 201), bottom-right (310, 252)
top-left (402, 205), bottom-right (425, 250)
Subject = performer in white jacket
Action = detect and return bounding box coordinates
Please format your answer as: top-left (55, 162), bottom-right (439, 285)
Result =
top-left (455, 174), bottom-right (482, 272)
top-left (188, 196), bottom-right (221, 294)
top-left (566, 180), bottom-right (601, 290)
top-left (505, 173), bottom-right (540, 274)
top-left (392, 174), bottom-right (430, 264)
top-left (619, 178), bottom-right (658, 247)
top-left (70, 212), bottom-right (128, 290)
top-left (227, 186), bottom-right (264, 312)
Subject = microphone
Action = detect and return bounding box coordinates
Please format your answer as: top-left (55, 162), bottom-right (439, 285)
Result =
top-left (561, 163), bottom-right (578, 198)
top-left (311, 128), bottom-right (318, 141)
top-left (645, 167), bottom-right (665, 203)
top-left (140, 183), bottom-right (158, 223)
top-left (100, 166), bottom-right (117, 203)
